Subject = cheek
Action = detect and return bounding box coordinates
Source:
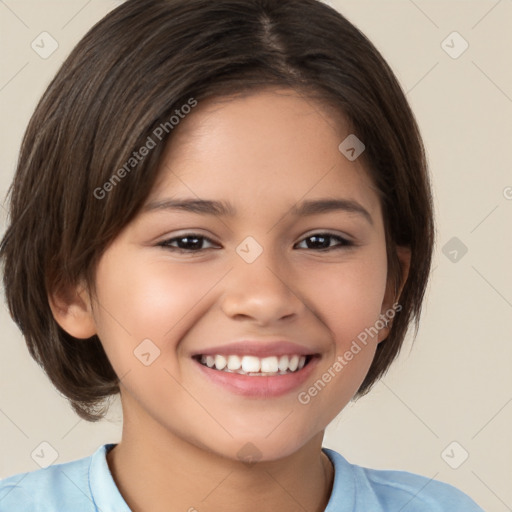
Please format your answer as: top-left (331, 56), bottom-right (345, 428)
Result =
top-left (91, 251), bottom-right (219, 367)
top-left (294, 254), bottom-right (388, 430)
top-left (311, 251), bottom-right (388, 347)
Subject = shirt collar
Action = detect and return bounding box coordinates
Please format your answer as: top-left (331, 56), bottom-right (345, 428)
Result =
top-left (322, 447), bottom-right (356, 511)
top-left (89, 444), bottom-right (354, 512)
top-left (89, 444), bottom-right (131, 512)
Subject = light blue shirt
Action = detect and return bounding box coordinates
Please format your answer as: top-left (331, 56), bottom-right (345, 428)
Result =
top-left (0, 444), bottom-right (484, 511)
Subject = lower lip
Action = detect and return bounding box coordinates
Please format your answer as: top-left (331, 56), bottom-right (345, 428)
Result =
top-left (192, 356), bottom-right (320, 398)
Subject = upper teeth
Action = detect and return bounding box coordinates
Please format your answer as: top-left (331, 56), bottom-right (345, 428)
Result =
top-left (200, 354), bottom-right (307, 374)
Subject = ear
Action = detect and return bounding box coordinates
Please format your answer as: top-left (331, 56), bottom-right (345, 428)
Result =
top-left (48, 279), bottom-right (97, 339)
top-left (377, 245), bottom-right (411, 343)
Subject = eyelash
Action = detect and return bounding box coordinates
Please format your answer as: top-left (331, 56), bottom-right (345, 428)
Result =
top-left (157, 232), bottom-right (354, 253)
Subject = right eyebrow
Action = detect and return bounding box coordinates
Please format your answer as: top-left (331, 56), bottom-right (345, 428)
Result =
top-left (143, 198), bottom-right (236, 216)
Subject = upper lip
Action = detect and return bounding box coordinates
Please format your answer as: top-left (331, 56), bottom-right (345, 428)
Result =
top-left (191, 340), bottom-right (319, 358)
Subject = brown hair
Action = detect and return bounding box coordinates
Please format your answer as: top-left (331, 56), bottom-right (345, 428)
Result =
top-left (0, 0), bottom-right (434, 421)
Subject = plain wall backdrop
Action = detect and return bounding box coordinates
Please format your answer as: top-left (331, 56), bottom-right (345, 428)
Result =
top-left (1, 1), bottom-right (511, 510)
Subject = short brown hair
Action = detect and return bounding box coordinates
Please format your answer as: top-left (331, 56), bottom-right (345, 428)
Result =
top-left (0, 0), bottom-right (434, 421)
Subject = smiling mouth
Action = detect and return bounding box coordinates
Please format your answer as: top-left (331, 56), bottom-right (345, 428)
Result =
top-left (192, 354), bottom-right (317, 376)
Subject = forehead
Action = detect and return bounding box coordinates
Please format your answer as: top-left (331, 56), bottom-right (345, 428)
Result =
top-left (147, 88), bottom-right (381, 222)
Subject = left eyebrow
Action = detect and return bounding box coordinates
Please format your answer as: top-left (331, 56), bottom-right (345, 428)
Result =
top-left (290, 198), bottom-right (373, 225)
top-left (142, 197), bottom-right (373, 225)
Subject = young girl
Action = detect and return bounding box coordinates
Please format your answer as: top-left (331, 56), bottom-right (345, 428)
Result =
top-left (0, 0), bottom-right (484, 510)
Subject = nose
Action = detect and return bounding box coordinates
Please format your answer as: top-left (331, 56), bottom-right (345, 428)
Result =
top-left (219, 251), bottom-right (306, 326)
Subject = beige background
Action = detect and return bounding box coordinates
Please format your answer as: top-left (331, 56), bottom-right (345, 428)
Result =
top-left (1, 1), bottom-right (511, 510)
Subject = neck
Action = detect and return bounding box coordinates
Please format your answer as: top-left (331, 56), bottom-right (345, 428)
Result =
top-left (107, 400), bottom-right (334, 512)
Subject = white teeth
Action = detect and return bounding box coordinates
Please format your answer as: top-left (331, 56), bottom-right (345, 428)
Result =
top-left (198, 354), bottom-right (311, 375)
top-left (215, 355), bottom-right (227, 370)
top-left (261, 356), bottom-right (278, 373)
top-left (227, 355), bottom-right (241, 370)
top-left (241, 356), bottom-right (261, 373)
top-left (278, 355), bottom-right (289, 371)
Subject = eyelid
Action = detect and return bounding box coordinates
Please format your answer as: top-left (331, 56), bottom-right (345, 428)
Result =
top-left (294, 232), bottom-right (354, 250)
top-left (156, 230), bottom-right (355, 252)
top-left (300, 229), bottom-right (354, 243)
top-left (157, 232), bottom-right (219, 249)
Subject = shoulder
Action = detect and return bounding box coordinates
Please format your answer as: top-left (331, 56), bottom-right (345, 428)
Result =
top-left (323, 448), bottom-right (485, 512)
top-left (358, 466), bottom-right (484, 511)
top-left (0, 447), bottom-right (97, 512)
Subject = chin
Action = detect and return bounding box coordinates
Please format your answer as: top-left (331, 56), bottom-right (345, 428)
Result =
top-left (201, 429), bottom-right (319, 465)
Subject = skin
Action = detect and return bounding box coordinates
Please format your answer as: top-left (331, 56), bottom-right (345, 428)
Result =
top-left (50, 88), bottom-right (410, 512)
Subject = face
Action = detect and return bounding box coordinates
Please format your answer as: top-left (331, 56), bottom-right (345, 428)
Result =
top-left (63, 89), bottom-right (405, 462)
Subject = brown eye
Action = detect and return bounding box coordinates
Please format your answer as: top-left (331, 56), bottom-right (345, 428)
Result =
top-left (158, 234), bottom-right (217, 252)
top-left (295, 233), bottom-right (353, 251)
